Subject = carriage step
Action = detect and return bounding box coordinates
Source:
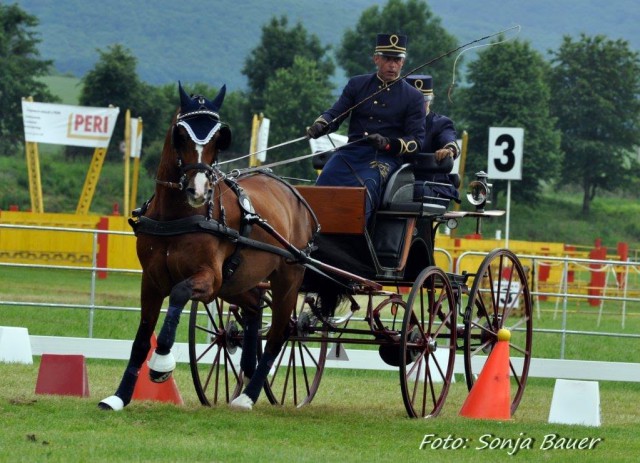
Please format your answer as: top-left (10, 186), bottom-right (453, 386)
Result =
top-left (327, 344), bottom-right (349, 361)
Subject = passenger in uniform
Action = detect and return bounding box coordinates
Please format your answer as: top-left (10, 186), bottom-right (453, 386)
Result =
top-left (405, 74), bottom-right (460, 205)
top-left (306, 33), bottom-right (426, 224)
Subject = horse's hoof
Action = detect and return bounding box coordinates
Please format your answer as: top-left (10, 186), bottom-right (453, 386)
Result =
top-left (98, 395), bottom-right (124, 411)
top-left (148, 351), bottom-right (176, 378)
top-left (149, 369), bottom-right (172, 383)
top-left (230, 393), bottom-right (254, 411)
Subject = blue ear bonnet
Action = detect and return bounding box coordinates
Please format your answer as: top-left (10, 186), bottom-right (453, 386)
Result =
top-left (176, 81), bottom-right (232, 149)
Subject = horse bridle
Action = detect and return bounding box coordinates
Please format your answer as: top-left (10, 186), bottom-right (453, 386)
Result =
top-left (155, 154), bottom-right (218, 192)
top-left (156, 109), bottom-right (227, 192)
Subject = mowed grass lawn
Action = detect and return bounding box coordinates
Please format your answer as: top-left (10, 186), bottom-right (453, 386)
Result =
top-left (1, 268), bottom-right (640, 461)
top-left (1, 360), bottom-right (640, 463)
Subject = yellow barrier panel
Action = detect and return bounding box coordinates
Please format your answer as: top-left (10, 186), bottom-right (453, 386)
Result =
top-left (0, 211), bottom-right (621, 290)
top-left (103, 215), bottom-right (141, 271)
top-left (0, 211), bottom-right (101, 266)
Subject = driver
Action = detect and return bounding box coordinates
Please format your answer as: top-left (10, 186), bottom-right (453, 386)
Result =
top-left (306, 33), bottom-right (426, 225)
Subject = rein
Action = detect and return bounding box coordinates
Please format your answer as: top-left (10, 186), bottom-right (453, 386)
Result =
top-left (218, 136), bottom-right (308, 166)
top-left (258, 136), bottom-right (368, 170)
top-left (214, 136), bottom-right (370, 175)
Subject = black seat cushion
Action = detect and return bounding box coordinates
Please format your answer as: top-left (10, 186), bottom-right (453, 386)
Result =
top-left (410, 153), bottom-right (453, 175)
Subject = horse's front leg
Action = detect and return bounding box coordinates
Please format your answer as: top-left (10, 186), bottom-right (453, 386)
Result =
top-left (98, 284), bottom-right (163, 411)
top-left (147, 279), bottom-right (193, 382)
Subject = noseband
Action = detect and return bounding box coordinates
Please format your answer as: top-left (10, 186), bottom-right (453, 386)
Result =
top-left (155, 156), bottom-right (218, 192)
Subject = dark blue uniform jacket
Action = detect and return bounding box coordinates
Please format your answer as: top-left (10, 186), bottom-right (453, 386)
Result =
top-left (415, 111), bottom-right (460, 202)
top-left (316, 73), bottom-right (425, 222)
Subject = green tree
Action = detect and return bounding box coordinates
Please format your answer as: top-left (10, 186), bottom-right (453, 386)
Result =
top-left (337, 0), bottom-right (459, 114)
top-left (549, 34), bottom-right (640, 216)
top-left (79, 44), bottom-right (139, 159)
top-left (0, 4), bottom-right (57, 155)
top-left (242, 16), bottom-right (334, 112)
top-left (456, 38), bottom-right (562, 204)
top-left (263, 56), bottom-right (335, 181)
top-left (76, 44), bottom-right (172, 161)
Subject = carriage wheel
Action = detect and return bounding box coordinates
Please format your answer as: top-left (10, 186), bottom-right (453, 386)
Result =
top-left (188, 298), bottom-right (263, 406)
top-left (400, 266), bottom-right (457, 418)
top-left (463, 248), bottom-right (533, 415)
top-left (262, 295), bottom-right (328, 407)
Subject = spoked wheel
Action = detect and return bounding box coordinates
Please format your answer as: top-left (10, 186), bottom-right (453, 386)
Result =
top-left (262, 294), bottom-right (328, 407)
top-left (463, 248), bottom-right (533, 415)
top-left (400, 266), bottom-right (457, 418)
top-left (188, 298), bottom-right (259, 405)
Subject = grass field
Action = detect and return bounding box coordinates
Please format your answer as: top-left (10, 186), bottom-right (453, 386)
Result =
top-left (1, 361), bottom-right (639, 462)
top-left (1, 267), bottom-right (639, 462)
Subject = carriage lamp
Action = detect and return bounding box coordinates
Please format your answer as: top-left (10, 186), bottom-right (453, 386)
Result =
top-left (466, 171), bottom-right (492, 212)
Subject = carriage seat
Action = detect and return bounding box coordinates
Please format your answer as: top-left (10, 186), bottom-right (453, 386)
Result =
top-left (411, 152), bottom-right (454, 174)
top-left (373, 162), bottom-right (446, 273)
top-left (378, 163), bottom-right (446, 216)
top-left (409, 153), bottom-right (460, 208)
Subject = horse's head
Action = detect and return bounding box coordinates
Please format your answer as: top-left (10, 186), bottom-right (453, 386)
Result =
top-left (168, 82), bottom-right (232, 208)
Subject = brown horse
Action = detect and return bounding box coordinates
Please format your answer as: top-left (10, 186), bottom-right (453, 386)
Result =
top-left (99, 83), bottom-right (318, 411)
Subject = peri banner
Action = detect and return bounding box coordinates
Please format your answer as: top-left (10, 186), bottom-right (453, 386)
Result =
top-left (22, 101), bottom-right (120, 148)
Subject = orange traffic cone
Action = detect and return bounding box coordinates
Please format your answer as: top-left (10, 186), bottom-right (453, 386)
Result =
top-left (132, 333), bottom-right (184, 405)
top-left (459, 328), bottom-right (511, 420)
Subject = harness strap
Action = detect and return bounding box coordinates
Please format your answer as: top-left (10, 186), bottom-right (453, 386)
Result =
top-left (129, 215), bottom-right (381, 292)
top-left (130, 215), bottom-right (297, 261)
top-left (220, 178), bottom-right (257, 279)
top-left (234, 168), bottom-right (321, 234)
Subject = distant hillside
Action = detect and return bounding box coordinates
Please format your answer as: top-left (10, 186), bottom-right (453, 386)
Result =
top-left (14, 0), bottom-right (640, 91)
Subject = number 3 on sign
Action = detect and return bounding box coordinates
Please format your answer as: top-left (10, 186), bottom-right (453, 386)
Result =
top-left (487, 127), bottom-right (524, 180)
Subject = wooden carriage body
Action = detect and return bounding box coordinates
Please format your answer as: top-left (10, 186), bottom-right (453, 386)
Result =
top-left (296, 159), bottom-right (451, 284)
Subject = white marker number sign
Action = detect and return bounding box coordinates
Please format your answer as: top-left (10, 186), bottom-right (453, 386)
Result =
top-left (488, 127), bottom-right (523, 180)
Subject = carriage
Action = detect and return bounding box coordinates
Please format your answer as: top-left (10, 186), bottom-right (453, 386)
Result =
top-left (186, 155), bottom-right (533, 418)
top-left (99, 83), bottom-right (532, 419)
